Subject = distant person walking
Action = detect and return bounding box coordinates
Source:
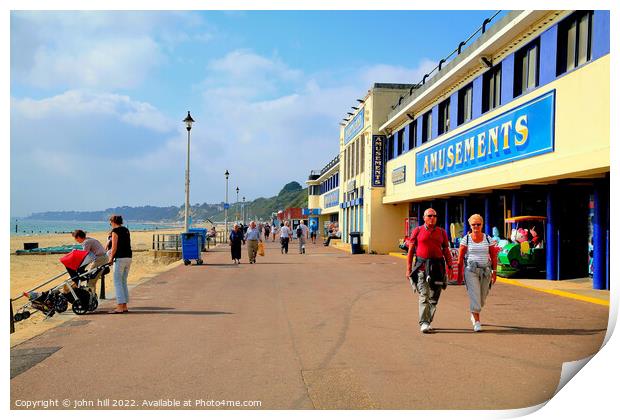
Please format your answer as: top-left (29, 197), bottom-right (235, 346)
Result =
top-left (107, 215), bottom-right (132, 314)
top-left (264, 223), bottom-right (271, 241)
top-left (229, 223), bottom-right (244, 264)
top-left (297, 220), bottom-right (309, 254)
top-left (309, 220), bottom-right (318, 244)
top-left (280, 221), bottom-right (291, 254)
top-left (457, 214), bottom-right (498, 332)
top-left (71, 229), bottom-right (107, 294)
top-left (244, 220), bottom-right (262, 264)
top-left (406, 208), bottom-right (453, 333)
top-left (272, 223), bottom-right (279, 242)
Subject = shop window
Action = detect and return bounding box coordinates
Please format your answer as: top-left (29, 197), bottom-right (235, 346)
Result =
top-left (557, 11), bottom-right (593, 75)
top-left (422, 111), bottom-right (432, 144)
top-left (438, 98), bottom-right (450, 135)
top-left (408, 120), bottom-right (417, 150)
top-left (458, 83), bottom-right (473, 125)
top-left (514, 39), bottom-right (540, 97)
top-left (482, 64), bottom-right (501, 113)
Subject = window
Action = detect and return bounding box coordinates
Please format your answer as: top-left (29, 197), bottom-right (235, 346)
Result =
top-left (438, 99), bottom-right (450, 135)
top-left (359, 135), bottom-right (365, 174)
top-left (387, 135), bottom-right (394, 160)
top-left (422, 111), bottom-right (432, 143)
top-left (557, 11), bottom-right (593, 75)
top-left (397, 129), bottom-right (404, 156)
top-left (408, 120), bottom-right (417, 150)
top-left (458, 83), bottom-right (473, 125)
top-left (514, 39), bottom-right (539, 97)
top-left (482, 64), bottom-right (502, 113)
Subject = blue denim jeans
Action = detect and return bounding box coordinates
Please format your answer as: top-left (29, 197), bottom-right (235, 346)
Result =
top-left (113, 258), bottom-right (132, 304)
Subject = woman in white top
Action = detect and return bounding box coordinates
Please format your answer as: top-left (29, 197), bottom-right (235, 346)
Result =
top-left (457, 214), bottom-right (498, 332)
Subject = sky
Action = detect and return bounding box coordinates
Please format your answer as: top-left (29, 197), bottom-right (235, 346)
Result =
top-left (9, 9), bottom-right (506, 217)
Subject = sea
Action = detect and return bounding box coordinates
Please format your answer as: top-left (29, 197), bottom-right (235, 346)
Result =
top-left (10, 219), bottom-right (182, 236)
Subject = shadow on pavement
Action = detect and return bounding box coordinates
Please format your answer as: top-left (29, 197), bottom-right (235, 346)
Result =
top-left (89, 307), bottom-right (233, 316)
top-left (433, 325), bottom-right (606, 336)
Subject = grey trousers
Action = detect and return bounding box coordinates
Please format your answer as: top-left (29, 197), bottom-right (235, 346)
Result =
top-left (464, 268), bottom-right (492, 313)
top-left (410, 271), bottom-right (442, 325)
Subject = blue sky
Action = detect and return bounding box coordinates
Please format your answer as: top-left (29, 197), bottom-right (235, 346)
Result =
top-left (10, 9), bottom-right (505, 216)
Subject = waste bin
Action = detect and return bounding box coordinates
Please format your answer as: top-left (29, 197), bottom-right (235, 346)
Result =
top-left (349, 232), bottom-right (363, 254)
top-left (181, 232), bottom-right (204, 265)
top-left (189, 228), bottom-right (208, 251)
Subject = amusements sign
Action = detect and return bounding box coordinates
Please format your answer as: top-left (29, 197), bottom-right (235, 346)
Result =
top-left (372, 135), bottom-right (386, 187)
top-left (323, 190), bottom-right (339, 208)
top-left (344, 108), bottom-right (364, 144)
top-left (415, 90), bottom-right (555, 185)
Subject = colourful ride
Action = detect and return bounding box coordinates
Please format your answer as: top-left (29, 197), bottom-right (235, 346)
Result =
top-left (497, 216), bottom-right (546, 277)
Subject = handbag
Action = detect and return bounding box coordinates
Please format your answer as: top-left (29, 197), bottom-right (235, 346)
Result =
top-left (258, 242), bottom-right (265, 256)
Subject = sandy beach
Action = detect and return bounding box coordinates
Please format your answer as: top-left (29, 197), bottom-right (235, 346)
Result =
top-left (10, 229), bottom-right (186, 346)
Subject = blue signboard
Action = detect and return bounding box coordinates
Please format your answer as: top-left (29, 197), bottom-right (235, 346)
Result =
top-left (302, 208), bottom-right (321, 216)
top-left (415, 90), bottom-right (555, 185)
top-left (324, 190), bottom-right (339, 208)
top-left (223, 203), bottom-right (230, 209)
top-left (372, 135), bottom-right (386, 187)
top-left (344, 108), bottom-right (364, 144)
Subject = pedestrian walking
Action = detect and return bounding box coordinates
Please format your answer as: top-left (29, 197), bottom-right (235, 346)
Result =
top-left (406, 208), bottom-right (453, 333)
top-left (272, 223), bottom-right (279, 242)
top-left (280, 221), bottom-right (291, 254)
top-left (457, 214), bottom-right (498, 332)
top-left (107, 215), bottom-right (132, 314)
top-left (264, 223), bottom-right (271, 241)
top-left (309, 220), bottom-right (318, 244)
top-left (244, 220), bottom-right (262, 264)
top-left (229, 223), bottom-right (244, 264)
top-left (297, 220), bottom-right (309, 254)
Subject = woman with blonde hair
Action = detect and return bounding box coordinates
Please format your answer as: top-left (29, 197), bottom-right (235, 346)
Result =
top-left (457, 214), bottom-right (498, 332)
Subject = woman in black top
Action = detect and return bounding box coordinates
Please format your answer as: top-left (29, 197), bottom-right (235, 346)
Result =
top-left (229, 223), bottom-right (244, 264)
top-left (107, 215), bottom-right (132, 314)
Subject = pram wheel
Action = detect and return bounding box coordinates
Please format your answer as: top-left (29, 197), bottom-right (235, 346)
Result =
top-left (183, 260), bottom-right (190, 266)
top-left (72, 301), bottom-right (88, 315)
top-left (54, 296), bottom-right (68, 313)
top-left (22, 311), bottom-right (31, 319)
top-left (197, 259), bottom-right (203, 265)
top-left (14, 313), bottom-right (23, 322)
top-left (88, 296), bottom-right (99, 311)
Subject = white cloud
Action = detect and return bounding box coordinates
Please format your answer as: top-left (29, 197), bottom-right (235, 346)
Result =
top-left (357, 58), bottom-right (437, 87)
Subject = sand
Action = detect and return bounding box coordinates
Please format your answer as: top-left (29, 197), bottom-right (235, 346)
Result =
top-left (10, 229), bottom-right (186, 347)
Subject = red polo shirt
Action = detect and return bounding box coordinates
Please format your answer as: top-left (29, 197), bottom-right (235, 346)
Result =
top-left (409, 224), bottom-right (452, 264)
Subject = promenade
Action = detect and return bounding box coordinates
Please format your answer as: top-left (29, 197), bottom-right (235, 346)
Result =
top-left (11, 240), bottom-right (608, 410)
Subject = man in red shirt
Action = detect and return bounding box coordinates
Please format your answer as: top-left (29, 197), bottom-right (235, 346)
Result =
top-left (406, 208), bottom-right (453, 333)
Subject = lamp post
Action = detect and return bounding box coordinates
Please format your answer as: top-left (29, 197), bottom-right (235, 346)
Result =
top-left (236, 186), bottom-right (240, 222)
top-left (242, 196), bottom-right (246, 225)
top-left (225, 170), bottom-right (230, 234)
top-left (182, 111), bottom-right (195, 233)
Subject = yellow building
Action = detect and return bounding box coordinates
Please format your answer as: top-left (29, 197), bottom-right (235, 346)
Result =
top-left (310, 10), bottom-right (610, 289)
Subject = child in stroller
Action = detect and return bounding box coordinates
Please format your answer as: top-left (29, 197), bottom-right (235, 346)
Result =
top-left (15, 250), bottom-right (110, 322)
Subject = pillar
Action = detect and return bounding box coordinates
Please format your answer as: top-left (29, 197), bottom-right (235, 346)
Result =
top-left (484, 196), bottom-right (491, 236)
top-left (546, 189), bottom-right (558, 280)
top-left (463, 197), bottom-right (469, 236)
top-left (511, 191), bottom-right (519, 229)
top-left (444, 200), bottom-right (450, 241)
top-left (593, 180), bottom-right (609, 290)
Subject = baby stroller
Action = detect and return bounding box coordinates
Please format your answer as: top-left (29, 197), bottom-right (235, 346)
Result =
top-left (13, 250), bottom-right (110, 323)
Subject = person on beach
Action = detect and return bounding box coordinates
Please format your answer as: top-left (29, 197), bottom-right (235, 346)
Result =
top-left (297, 220), bottom-right (309, 254)
top-left (107, 215), bottom-right (132, 314)
top-left (71, 229), bottom-right (108, 293)
top-left (229, 223), bottom-right (243, 264)
top-left (244, 220), bottom-right (262, 264)
top-left (457, 214), bottom-right (498, 332)
top-left (406, 208), bottom-right (453, 334)
top-left (279, 221), bottom-right (291, 254)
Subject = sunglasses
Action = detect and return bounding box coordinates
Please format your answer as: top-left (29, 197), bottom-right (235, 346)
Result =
top-left (471, 223), bottom-right (482, 227)
top-left (425, 214), bottom-right (437, 218)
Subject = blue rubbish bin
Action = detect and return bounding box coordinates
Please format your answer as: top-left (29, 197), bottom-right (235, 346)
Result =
top-left (189, 228), bottom-right (208, 251)
top-left (181, 232), bottom-right (204, 265)
top-left (349, 232), bottom-right (363, 254)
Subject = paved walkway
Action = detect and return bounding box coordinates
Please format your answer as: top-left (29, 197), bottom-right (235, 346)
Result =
top-left (11, 240), bottom-right (608, 409)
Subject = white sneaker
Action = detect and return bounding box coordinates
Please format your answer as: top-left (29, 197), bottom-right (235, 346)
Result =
top-left (470, 314), bottom-right (476, 326)
top-left (473, 321), bottom-right (482, 332)
top-left (420, 323), bottom-right (431, 333)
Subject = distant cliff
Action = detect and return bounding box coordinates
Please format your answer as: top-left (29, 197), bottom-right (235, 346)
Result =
top-left (25, 181), bottom-right (308, 222)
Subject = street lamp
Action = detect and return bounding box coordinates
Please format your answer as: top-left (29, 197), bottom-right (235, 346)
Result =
top-left (225, 170), bottom-right (230, 234)
top-left (236, 186), bottom-right (240, 222)
top-left (242, 196), bottom-right (246, 225)
top-left (182, 111), bottom-right (195, 233)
